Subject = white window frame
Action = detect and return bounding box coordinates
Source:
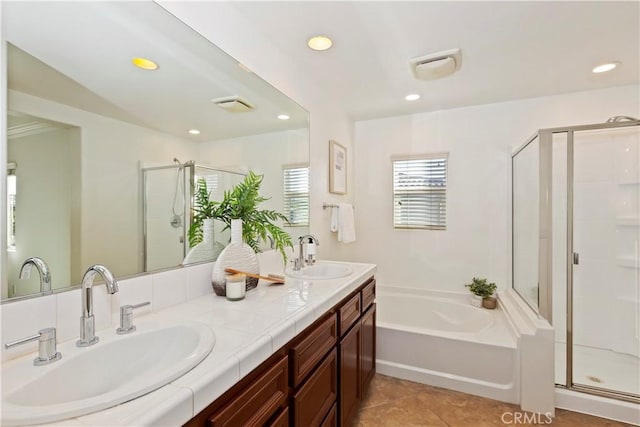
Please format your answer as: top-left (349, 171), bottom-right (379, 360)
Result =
top-left (392, 153), bottom-right (448, 230)
top-left (283, 164), bottom-right (309, 227)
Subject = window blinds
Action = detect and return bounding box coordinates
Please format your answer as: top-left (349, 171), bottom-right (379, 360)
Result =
top-left (393, 156), bottom-right (447, 230)
top-left (283, 166), bottom-right (309, 226)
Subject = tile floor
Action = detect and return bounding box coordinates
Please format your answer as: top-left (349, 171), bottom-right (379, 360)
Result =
top-left (352, 374), bottom-right (636, 426)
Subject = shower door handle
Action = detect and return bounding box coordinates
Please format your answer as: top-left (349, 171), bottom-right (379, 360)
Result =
top-left (573, 252), bottom-right (579, 265)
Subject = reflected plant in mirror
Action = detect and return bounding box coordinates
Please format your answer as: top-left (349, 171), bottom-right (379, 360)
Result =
top-left (1, 1), bottom-right (310, 302)
top-left (190, 172), bottom-right (294, 264)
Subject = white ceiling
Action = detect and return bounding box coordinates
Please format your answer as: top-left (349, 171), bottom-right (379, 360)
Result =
top-left (230, 1), bottom-right (640, 121)
top-left (5, 1), bottom-right (638, 132)
top-left (4, 1), bottom-right (309, 142)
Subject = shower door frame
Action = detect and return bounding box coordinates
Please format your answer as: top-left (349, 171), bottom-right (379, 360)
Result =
top-left (542, 120), bottom-right (640, 403)
top-left (141, 163), bottom-right (193, 272)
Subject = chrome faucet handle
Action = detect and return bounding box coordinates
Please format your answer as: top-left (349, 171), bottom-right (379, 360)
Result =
top-left (5, 327), bottom-right (62, 366)
top-left (292, 258), bottom-right (303, 271)
top-left (117, 301), bottom-right (150, 335)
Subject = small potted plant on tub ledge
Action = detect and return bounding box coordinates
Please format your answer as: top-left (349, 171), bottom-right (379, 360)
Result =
top-left (465, 277), bottom-right (497, 309)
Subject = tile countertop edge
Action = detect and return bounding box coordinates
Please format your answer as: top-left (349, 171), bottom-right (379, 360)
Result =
top-left (39, 262), bottom-right (377, 427)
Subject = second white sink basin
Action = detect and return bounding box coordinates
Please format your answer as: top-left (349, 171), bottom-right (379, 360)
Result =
top-left (287, 262), bottom-right (353, 280)
top-left (1, 322), bottom-right (215, 426)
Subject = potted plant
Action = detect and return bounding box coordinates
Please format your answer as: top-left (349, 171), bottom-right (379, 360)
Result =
top-left (465, 277), bottom-right (497, 309)
top-left (188, 171), bottom-right (294, 263)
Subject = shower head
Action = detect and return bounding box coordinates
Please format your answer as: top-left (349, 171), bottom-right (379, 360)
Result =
top-left (606, 116), bottom-right (638, 123)
top-left (173, 158), bottom-right (195, 167)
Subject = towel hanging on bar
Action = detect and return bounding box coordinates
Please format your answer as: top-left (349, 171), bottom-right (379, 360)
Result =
top-left (330, 203), bottom-right (356, 243)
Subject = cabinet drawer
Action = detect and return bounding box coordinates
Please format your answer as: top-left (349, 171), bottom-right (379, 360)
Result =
top-left (320, 402), bottom-right (337, 427)
top-left (292, 349), bottom-right (337, 427)
top-left (361, 279), bottom-right (376, 311)
top-left (209, 356), bottom-right (288, 427)
top-left (290, 313), bottom-right (337, 387)
top-left (268, 407), bottom-right (289, 427)
top-left (339, 292), bottom-right (361, 336)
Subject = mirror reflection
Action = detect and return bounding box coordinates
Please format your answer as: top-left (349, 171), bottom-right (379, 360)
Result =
top-left (2, 1), bottom-right (310, 301)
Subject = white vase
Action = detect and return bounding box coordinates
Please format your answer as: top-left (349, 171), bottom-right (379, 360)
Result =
top-left (211, 219), bottom-right (260, 296)
top-left (470, 294), bottom-right (483, 308)
top-left (183, 219), bottom-right (225, 265)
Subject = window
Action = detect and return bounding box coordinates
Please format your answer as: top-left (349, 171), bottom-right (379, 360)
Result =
top-left (283, 165), bottom-right (309, 226)
top-left (392, 154), bottom-right (447, 230)
top-left (7, 163), bottom-right (16, 251)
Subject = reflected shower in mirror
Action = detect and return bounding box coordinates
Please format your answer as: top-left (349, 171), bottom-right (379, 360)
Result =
top-left (2, 1), bottom-right (310, 301)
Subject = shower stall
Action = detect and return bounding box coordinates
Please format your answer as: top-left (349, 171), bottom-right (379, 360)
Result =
top-left (141, 161), bottom-right (244, 272)
top-left (512, 118), bottom-right (639, 403)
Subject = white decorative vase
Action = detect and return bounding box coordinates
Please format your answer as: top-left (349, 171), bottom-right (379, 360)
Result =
top-left (183, 219), bottom-right (225, 265)
top-left (211, 219), bottom-right (260, 296)
top-left (470, 294), bottom-right (483, 308)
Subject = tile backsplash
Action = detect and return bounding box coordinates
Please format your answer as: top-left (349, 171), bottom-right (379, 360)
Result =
top-left (0, 262), bottom-right (214, 363)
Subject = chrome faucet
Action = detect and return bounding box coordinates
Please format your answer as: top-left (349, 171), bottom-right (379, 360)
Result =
top-left (5, 327), bottom-right (61, 366)
top-left (19, 257), bottom-right (51, 294)
top-left (77, 264), bottom-right (119, 347)
top-left (294, 235), bottom-right (319, 271)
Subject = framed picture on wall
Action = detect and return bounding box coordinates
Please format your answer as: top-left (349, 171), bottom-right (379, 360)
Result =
top-left (329, 140), bottom-right (347, 194)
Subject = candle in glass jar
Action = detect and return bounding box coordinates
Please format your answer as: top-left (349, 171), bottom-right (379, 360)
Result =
top-left (226, 273), bottom-right (246, 301)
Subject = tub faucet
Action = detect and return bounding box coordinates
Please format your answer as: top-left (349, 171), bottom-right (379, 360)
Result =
top-left (294, 235), bottom-right (319, 271)
top-left (76, 264), bottom-right (119, 347)
top-left (19, 257), bottom-right (51, 294)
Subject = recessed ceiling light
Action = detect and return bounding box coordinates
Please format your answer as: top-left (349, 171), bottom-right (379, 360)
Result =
top-left (277, 114), bottom-right (290, 120)
top-left (132, 57), bottom-right (159, 70)
top-left (592, 62), bottom-right (620, 73)
top-left (405, 94), bottom-right (421, 101)
top-left (308, 36), bottom-right (333, 51)
top-left (188, 129), bottom-right (200, 135)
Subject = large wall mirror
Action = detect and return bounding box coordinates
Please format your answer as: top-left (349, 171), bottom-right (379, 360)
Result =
top-left (1, 1), bottom-right (310, 301)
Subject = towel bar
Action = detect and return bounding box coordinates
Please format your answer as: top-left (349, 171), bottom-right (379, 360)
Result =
top-left (322, 202), bottom-right (354, 210)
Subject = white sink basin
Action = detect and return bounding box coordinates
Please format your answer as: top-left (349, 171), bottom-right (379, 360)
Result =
top-left (286, 262), bottom-right (353, 280)
top-left (1, 322), bottom-right (215, 426)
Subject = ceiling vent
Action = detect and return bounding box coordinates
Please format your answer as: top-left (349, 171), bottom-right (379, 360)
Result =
top-left (211, 96), bottom-right (255, 113)
top-left (409, 48), bottom-right (462, 80)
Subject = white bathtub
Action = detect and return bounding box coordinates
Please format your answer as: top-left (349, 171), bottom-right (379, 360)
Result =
top-left (376, 286), bottom-right (519, 403)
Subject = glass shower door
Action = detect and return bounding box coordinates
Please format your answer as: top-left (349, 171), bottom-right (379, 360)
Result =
top-left (571, 126), bottom-right (640, 398)
top-left (143, 165), bottom-right (188, 272)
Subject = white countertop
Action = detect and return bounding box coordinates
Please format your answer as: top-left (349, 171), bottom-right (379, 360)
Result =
top-left (14, 260), bottom-right (376, 427)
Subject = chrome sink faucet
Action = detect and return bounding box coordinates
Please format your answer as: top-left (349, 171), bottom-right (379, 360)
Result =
top-left (19, 257), bottom-right (51, 294)
top-left (77, 264), bottom-right (119, 347)
top-left (294, 235), bottom-right (319, 271)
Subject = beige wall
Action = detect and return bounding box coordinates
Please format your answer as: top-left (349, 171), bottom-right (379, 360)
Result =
top-left (352, 85), bottom-right (639, 293)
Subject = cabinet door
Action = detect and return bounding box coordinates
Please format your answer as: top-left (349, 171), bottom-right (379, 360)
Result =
top-left (361, 304), bottom-right (376, 397)
top-left (268, 407), bottom-right (289, 427)
top-left (320, 403), bottom-right (337, 427)
top-left (292, 349), bottom-right (337, 427)
top-left (361, 279), bottom-right (376, 312)
top-left (209, 356), bottom-right (288, 427)
top-left (338, 292), bottom-right (361, 337)
top-left (290, 313), bottom-right (337, 387)
top-left (339, 320), bottom-right (362, 426)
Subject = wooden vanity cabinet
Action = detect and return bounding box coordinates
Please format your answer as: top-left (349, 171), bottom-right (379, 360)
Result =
top-left (184, 276), bottom-right (375, 427)
top-left (361, 304), bottom-right (376, 398)
top-left (338, 315), bottom-right (362, 426)
top-left (339, 279), bottom-right (376, 426)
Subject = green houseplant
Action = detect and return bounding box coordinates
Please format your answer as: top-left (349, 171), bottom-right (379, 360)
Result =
top-left (188, 171), bottom-right (293, 263)
top-left (465, 277), bottom-right (497, 308)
